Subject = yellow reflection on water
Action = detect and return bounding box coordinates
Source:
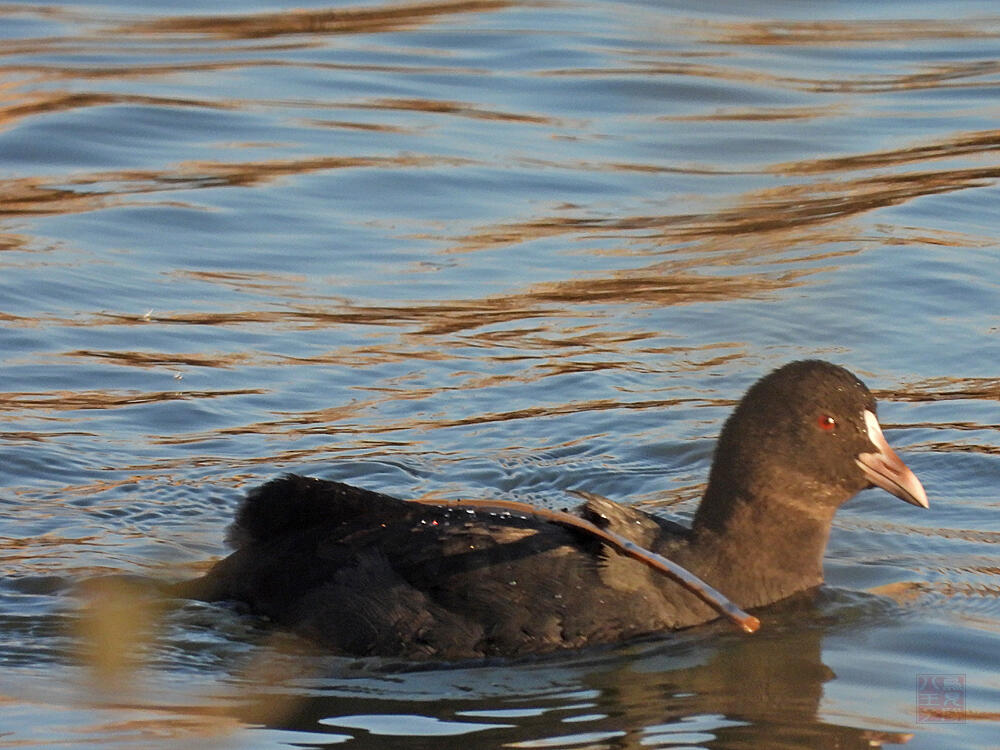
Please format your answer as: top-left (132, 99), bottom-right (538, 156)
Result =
top-left (122, 0), bottom-right (514, 40)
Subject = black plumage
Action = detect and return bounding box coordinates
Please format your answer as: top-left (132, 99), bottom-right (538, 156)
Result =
top-left (174, 360), bottom-right (928, 659)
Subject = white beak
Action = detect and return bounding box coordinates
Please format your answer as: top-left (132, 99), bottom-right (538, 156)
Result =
top-left (855, 410), bottom-right (929, 509)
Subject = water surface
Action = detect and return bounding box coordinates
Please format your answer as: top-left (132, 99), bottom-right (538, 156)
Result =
top-left (1, 0), bottom-right (998, 747)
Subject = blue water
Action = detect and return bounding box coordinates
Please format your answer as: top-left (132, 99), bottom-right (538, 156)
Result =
top-left (1, 0), bottom-right (998, 747)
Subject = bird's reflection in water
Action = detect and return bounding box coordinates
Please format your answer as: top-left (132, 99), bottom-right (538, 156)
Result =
top-left (228, 593), bottom-right (912, 749)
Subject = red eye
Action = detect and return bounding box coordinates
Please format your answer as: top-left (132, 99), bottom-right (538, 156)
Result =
top-left (817, 415), bottom-right (836, 431)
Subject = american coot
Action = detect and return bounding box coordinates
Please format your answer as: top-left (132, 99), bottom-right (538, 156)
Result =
top-left (174, 361), bottom-right (928, 659)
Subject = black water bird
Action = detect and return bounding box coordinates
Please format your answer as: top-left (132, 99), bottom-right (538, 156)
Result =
top-left (174, 360), bottom-right (928, 659)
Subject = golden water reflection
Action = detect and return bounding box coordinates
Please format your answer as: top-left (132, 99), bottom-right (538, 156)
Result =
top-left (452, 166), bottom-right (1000, 252)
top-left (0, 389), bottom-right (266, 414)
top-left (885, 376), bottom-right (1000, 403)
top-left (2, 147), bottom-right (994, 257)
top-left (701, 17), bottom-right (1000, 46)
top-left (122, 0), bottom-right (513, 40)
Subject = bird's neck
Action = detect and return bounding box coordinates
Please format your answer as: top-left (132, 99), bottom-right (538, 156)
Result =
top-left (680, 484), bottom-right (838, 608)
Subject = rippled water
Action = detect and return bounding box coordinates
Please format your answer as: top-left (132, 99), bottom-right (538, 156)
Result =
top-left (1, 0), bottom-right (998, 747)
